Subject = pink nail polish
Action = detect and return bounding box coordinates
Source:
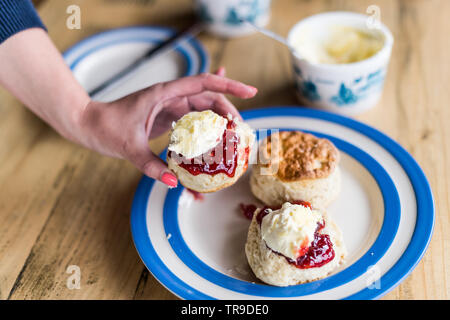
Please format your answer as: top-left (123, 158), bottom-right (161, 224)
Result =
top-left (216, 67), bottom-right (226, 76)
top-left (246, 86), bottom-right (258, 97)
top-left (161, 172), bottom-right (178, 188)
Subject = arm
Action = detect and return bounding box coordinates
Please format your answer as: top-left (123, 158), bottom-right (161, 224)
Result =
top-left (0, 0), bottom-right (88, 143)
top-left (0, 28), bottom-right (90, 144)
top-left (0, 28), bottom-right (257, 187)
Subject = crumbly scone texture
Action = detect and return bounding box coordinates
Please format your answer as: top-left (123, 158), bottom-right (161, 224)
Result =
top-left (250, 166), bottom-right (341, 209)
top-left (245, 208), bottom-right (346, 287)
top-left (260, 131), bottom-right (339, 181)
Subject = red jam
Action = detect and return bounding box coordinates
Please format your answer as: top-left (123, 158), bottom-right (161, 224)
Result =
top-left (240, 200), bottom-right (312, 221)
top-left (286, 221), bottom-right (335, 269)
top-left (289, 200), bottom-right (312, 209)
top-left (256, 206), bottom-right (273, 224)
top-left (168, 121), bottom-right (243, 178)
top-left (226, 120), bottom-right (236, 130)
top-left (240, 203), bottom-right (258, 220)
top-left (248, 201), bottom-right (335, 269)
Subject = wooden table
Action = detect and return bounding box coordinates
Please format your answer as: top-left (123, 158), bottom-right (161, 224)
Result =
top-left (0, 0), bottom-right (448, 300)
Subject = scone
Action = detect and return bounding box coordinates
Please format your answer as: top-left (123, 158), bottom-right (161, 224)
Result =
top-left (167, 110), bottom-right (255, 193)
top-left (250, 131), bottom-right (340, 208)
top-left (245, 201), bottom-right (346, 286)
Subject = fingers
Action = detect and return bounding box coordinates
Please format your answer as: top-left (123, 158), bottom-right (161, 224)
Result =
top-left (212, 67), bottom-right (242, 120)
top-left (213, 94), bottom-right (243, 120)
top-left (181, 67), bottom-right (242, 120)
top-left (139, 69), bottom-right (253, 142)
top-left (147, 98), bottom-right (191, 138)
top-left (186, 91), bottom-right (242, 120)
top-left (153, 73), bottom-right (257, 102)
top-left (130, 147), bottom-right (177, 187)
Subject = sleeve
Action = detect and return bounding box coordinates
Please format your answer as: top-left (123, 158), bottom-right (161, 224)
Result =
top-left (0, 0), bottom-right (46, 44)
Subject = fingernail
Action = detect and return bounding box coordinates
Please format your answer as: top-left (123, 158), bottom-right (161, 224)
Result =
top-left (246, 86), bottom-right (258, 97)
top-left (216, 67), bottom-right (226, 76)
top-left (161, 172), bottom-right (178, 188)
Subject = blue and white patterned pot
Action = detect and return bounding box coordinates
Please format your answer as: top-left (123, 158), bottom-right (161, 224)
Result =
top-left (287, 12), bottom-right (394, 116)
top-left (194, 0), bottom-right (271, 38)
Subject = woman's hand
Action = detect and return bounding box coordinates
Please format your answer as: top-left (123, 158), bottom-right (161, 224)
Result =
top-left (78, 70), bottom-right (257, 187)
top-left (0, 29), bottom-right (256, 187)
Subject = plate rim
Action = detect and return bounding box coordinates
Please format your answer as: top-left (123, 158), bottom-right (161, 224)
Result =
top-left (244, 107), bottom-right (435, 299)
top-left (131, 108), bottom-right (434, 300)
top-left (162, 130), bottom-right (401, 297)
top-left (62, 25), bottom-right (209, 74)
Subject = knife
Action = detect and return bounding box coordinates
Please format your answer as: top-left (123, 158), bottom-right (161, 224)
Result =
top-left (88, 23), bottom-right (205, 98)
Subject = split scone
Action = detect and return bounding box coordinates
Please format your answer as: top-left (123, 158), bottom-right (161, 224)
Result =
top-left (250, 131), bottom-right (341, 209)
top-left (167, 110), bottom-right (255, 193)
top-left (245, 201), bottom-right (346, 286)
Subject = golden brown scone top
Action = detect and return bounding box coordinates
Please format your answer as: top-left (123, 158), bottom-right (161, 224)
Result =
top-left (259, 131), bottom-right (339, 181)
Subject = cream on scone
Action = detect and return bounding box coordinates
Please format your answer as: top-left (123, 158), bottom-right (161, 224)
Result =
top-left (250, 131), bottom-right (341, 208)
top-left (167, 110), bottom-right (255, 193)
top-left (245, 201), bottom-right (346, 286)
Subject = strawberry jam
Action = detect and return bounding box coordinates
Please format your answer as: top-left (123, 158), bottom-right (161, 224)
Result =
top-left (240, 203), bottom-right (258, 220)
top-left (168, 121), bottom-right (241, 177)
top-left (240, 200), bottom-right (312, 221)
top-left (285, 221), bottom-right (335, 269)
top-left (249, 201), bottom-right (335, 269)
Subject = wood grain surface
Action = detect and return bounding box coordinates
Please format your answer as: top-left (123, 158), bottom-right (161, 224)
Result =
top-left (1, 0), bottom-right (448, 300)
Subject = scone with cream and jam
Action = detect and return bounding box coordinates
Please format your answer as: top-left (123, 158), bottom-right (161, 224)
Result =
top-left (167, 110), bottom-right (255, 193)
top-left (250, 131), bottom-right (340, 209)
top-left (245, 201), bottom-right (346, 286)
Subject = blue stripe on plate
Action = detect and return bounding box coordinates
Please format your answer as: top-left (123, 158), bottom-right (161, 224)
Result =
top-left (131, 177), bottom-right (213, 300)
top-left (131, 107), bottom-right (433, 299)
top-left (63, 26), bottom-right (209, 75)
top-left (63, 25), bottom-right (209, 299)
top-left (68, 38), bottom-right (194, 77)
top-left (163, 130), bottom-right (400, 297)
top-left (243, 107), bottom-right (435, 300)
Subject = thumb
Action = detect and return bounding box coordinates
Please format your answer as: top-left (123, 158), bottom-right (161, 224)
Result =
top-left (131, 149), bottom-right (178, 187)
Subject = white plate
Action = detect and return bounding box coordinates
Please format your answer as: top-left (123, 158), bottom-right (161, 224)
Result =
top-left (131, 106), bottom-right (434, 300)
top-left (63, 26), bottom-right (209, 101)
